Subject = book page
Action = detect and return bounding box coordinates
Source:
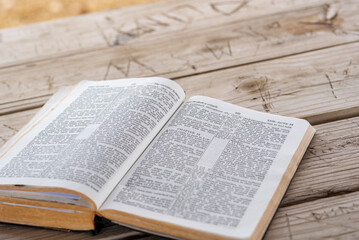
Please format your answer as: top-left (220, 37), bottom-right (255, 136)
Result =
top-left (0, 77), bottom-right (185, 208)
top-left (0, 86), bottom-right (72, 156)
top-left (101, 96), bottom-right (312, 239)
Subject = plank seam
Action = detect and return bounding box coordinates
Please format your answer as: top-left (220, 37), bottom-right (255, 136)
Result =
top-left (171, 40), bottom-right (359, 80)
top-left (280, 186), bottom-right (359, 208)
top-left (0, 0), bottom-right (353, 70)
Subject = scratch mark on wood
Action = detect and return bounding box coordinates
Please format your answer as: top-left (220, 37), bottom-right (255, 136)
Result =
top-left (227, 40), bottom-right (232, 56)
top-left (206, 40), bottom-right (232, 60)
top-left (276, 89), bottom-right (301, 97)
top-left (45, 75), bottom-right (54, 90)
top-left (267, 21), bottom-right (281, 29)
top-left (145, 16), bottom-right (169, 27)
top-left (112, 24), bottom-right (138, 46)
top-left (206, 45), bottom-right (218, 60)
top-left (112, 58), bottom-right (156, 77)
top-left (210, 1), bottom-right (248, 16)
top-left (350, 120), bottom-right (359, 128)
top-left (112, 61), bottom-right (130, 77)
top-left (325, 73), bottom-right (337, 99)
top-left (163, 13), bottom-right (185, 23)
top-left (338, 205), bottom-right (356, 214)
top-left (165, 4), bottom-right (203, 24)
top-left (259, 89), bottom-right (271, 112)
top-left (249, 26), bottom-right (267, 40)
top-left (0, 81), bottom-right (11, 90)
top-left (3, 124), bottom-right (18, 132)
top-left (116, 20), bottom-right (152, 39)
top-left (125, 59), bottom-right (132, 76)
top-left (152, 4), bottom-right (203, 27)
top-left (311, 211), bottom-right (324, 221)
top-left (314, 203), bottom-right (359, 220)
top-left (292, 206), bottom-right (359, 231)
top-left (285, 214), bottom-right (293, 240)
top-left (259, 76), bottom-right (273, 112)
top-left (132, 58), bottom-right (156, 74)
top-left (343, 59), bottom-right (352, 77)
top-left (235, 75), bottom-right (274, 111)
top-left (0, 135), bottom-right (6, 143)
top-left (96, 22), bottom-right (111, 47)
top-left (113, 4), bottom-right (201, 39)
top-left (233, 26), bottom-right (267, 41)
top-left (170, 54), bottom-right (197, 72)
top-left (134, 19), bottom-right (155, 36)
top-left (171, 4), bottom-right (203, 15)
top-left (104, 60), bottom-right (112, 80)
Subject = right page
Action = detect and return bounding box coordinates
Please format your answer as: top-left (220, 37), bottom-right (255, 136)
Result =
top-left (100, 96), bottom-right (315, 239)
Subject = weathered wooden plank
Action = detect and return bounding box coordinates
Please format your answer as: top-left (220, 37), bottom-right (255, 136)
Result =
top-left (1, 38), bottom-right (358, 125)
top-left (0, 109), bottom-right (39, 146)
top-left (0, 0), bottom-right (358, 115)
top-left (0, 0), bottom-right (327, 68)
top-left (265, 191), bottom-right (359, 239)
top-left (282, 116), bottom-right (359, 206)
top-left (176, 42), bottom-right (359, 125)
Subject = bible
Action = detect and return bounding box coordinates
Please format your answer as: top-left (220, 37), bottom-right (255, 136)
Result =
top-left (0, 77), bottom-right (315, 240)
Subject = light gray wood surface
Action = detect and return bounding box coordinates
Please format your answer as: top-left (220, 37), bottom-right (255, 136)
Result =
top-left (0, 0), bottom-right (358, 239)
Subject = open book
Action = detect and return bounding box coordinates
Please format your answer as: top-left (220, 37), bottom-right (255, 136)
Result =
top-left (0, 78), bottom-right (315, 240)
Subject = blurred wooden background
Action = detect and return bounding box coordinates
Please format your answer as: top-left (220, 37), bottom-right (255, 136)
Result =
top-left (0, 0), bottom-right (160, 29)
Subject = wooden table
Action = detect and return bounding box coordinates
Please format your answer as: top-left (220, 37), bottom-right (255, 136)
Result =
top-left (1, 0), bottom-right (359, 239)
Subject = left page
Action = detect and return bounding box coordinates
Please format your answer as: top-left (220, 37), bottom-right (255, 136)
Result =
top-left (0, 86), bottom-right (72, 156)
top-left (0, 77), bottom-right (185, 208)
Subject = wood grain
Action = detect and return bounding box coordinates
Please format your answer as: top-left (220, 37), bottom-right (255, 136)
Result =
top-left (282, 116), bottom-right (359, 206)
top-left (177, 41), bottom-right (359, 125)
top-left (1, 40), bottom-right (358, 124)
top-left (0, 109), bottom-right (39, 146)
top-left (0, 0), bottom-right (358, 116)
top-left (266, 191), bottom-right (359, 240)
top-left (0, 0), bottom-right (328, 68)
